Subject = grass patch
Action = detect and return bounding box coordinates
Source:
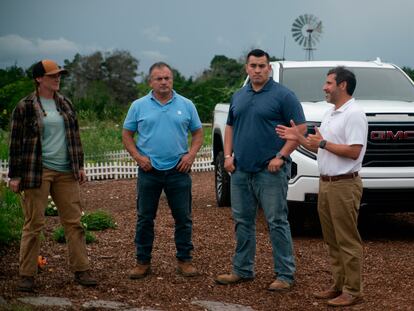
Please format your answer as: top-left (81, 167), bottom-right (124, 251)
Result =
top-left (81, 210), bottom-right (117, 231)
top-left (52, 226), bottom-right (96, 244)
top-left (79, 120), bottom-right (124, 161)
top-left (51, 210), bottom-right (116, 244)
top-left (203, 125), bottom-right (212, 146)
top-left (0, 182), bottom-right (23, 246)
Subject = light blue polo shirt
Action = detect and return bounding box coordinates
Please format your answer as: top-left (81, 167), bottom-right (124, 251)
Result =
top-left (123, 90), bottom-right (202, 170)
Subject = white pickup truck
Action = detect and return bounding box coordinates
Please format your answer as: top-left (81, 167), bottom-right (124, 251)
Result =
top-left (212, 59), bottom-right (414, 214)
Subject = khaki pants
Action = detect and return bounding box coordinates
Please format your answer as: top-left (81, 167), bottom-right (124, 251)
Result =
top-left (317, 176), bottom-right (363, 296)
top-left (19, 168), bottom-right (89, 276)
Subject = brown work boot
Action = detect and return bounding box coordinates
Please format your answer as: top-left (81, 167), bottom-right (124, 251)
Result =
top-left (176, 260), bottom-right (199, 277)
top-left (74, 270), bottom-right (97, 286)
top-left (327, 292), bottom-right (363, 307)
top-left (313, 286), bottom-right (342, 299)
top-left (215, 273), bottom-right (252, 285)
top-left (129, 263), bottom-right (151, 279)
top-left (268, 279), bottom-right (293, 291)
top-left (17, 276), bottom-right (35, 292)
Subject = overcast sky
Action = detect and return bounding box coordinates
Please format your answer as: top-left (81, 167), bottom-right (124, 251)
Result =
top-left (1, 0), bottom-right (413, 78)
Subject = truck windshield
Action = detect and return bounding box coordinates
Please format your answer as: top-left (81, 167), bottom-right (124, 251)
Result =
top-left (280, 67), bottom-right (414, 102)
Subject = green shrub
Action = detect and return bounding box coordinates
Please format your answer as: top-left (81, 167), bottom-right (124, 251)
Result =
top-left (0, 129), bottom-right (9, 159)
top-left (81, 210), bottom-right (117, 231)
top-left (0, 182), bottom-right (24, 246)
top-left (52, 226), bottom-right (96, 244)
top-left (44, 195), bottom-right (58, 216)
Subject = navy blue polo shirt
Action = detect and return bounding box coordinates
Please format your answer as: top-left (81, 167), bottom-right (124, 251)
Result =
top-left (227, 78), bottom-right (305, 172)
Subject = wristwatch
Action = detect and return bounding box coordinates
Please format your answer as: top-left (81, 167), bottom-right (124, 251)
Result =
top-left (276, 152), bottom-right (288, 162)
top-left (319, 140), bottom-right (327, 149)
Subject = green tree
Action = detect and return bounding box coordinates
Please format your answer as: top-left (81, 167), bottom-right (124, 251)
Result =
top-left (62, 50), bottom-right (139, 120)
top-left (402, 66), bottom-right (414, 81)
top-left (0, 65), bottom-right (33, 129)
top-left (182, 55), bottom-right (245, 122)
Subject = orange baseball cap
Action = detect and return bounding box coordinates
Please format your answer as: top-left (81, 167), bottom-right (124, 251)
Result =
top-left (32, 59), bottom-right (68, 78)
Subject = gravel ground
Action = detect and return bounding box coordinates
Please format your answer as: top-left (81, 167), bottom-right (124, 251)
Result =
top-left (1, 171), bottom-right (413, 310)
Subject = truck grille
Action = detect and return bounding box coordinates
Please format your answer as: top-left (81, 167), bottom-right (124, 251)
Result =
top-left (363, 122), bottom-right (414, 167)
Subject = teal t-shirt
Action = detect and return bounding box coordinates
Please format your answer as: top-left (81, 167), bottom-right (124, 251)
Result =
top-left (41, 97), bottom-right (71, 172)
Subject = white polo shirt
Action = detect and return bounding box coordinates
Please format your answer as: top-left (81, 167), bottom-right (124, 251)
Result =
top-left (317, 98), bottom-right (368, 176)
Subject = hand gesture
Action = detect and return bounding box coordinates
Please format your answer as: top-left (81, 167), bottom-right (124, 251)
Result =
top-left (276, 120), bottom-right (300, 141)
top-left (306, 126), bottom-right (324, 149)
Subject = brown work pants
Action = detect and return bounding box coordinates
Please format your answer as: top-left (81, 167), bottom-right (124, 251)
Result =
top-left (317, 176), bottom-right (363, 297)
top-left (19, 168), bottom-right (89, 276)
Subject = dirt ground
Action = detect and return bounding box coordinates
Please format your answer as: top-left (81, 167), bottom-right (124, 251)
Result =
top-left (1, 171), bottom-right (413, 310)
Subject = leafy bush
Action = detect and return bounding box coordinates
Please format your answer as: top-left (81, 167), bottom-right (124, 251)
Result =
top-left (44, 195), bottom-right (58, 216)
top-left (81, 210), bottom-right (117, 231)
top-left (52, 226), bottom-right (96, 244)
top-left (0, 129), bottom-right (9, 159)
top-left (0, 182), bottom-right (24, 246)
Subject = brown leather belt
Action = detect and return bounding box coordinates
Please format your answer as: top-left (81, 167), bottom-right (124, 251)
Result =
top-left (320, 172), bottom-right (359, 182)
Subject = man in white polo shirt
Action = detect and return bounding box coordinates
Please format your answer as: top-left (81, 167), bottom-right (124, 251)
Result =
top-left (276, 66), bottom-right (368, 307)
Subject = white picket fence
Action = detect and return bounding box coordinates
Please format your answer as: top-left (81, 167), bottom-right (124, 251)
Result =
top-left (85, 146), bottom-right (213, 162)
top-left (0, 148), bottom-right (214, 182)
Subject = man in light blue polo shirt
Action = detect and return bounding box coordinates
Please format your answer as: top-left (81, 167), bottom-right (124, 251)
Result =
top-left (122, 62), bottom-right (203, 279)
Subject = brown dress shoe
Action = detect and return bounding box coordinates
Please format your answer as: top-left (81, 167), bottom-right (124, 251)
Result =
top-left (129, 263), bottom-right (151, 279)
top-left (215, 273), bottom-right (252, 285)
top-left (327, 292), bottom-right (363, 307)
top-left (268, 279), bottom-right (293, 291)
top-left (313, 286), bottom-right (342, 299)
top-left (17, 276), bottom-right (35, 292)
top-left (74, 270), bottom-right (97, 286)
top-left (177, 261), bottom-right (199, 277)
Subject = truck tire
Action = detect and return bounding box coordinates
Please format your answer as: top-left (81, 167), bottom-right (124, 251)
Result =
top-left (215, 151), bottom-right (231, 207)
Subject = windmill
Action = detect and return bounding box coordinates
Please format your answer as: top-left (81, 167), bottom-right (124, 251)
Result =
top-left (291, 14), bottom-right (323, 60)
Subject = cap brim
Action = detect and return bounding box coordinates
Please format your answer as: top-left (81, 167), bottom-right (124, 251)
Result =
top-left (45, 68), bottom-right (68, 75)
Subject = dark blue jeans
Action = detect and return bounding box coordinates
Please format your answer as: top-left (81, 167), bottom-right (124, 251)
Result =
top-left (135, 167), bottom-right (193, 264)
top-left (230, 165), bottom-right (295, 283)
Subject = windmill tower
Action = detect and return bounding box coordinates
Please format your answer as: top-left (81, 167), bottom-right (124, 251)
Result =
top-left (292, 14), bottom-right (323, 60)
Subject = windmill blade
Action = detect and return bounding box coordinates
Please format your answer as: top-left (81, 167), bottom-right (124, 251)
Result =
top-left (299, 14), bottom-right (307, 26)
top-left (292, 14), bottom-right (323, 50)
top-left (314, 21), bottom-right (323, 33)
top-left (292, 18), bottom-right (305, 28)
top-left (292, 34), bottom-right (301, 42)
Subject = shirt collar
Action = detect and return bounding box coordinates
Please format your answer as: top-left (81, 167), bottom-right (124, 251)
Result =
top-left (333, 98), bottom-right (355, 114)
top-left (247, 78), bottom-right (273, 93)
top-left (150, 90), bottom-right (176, 105)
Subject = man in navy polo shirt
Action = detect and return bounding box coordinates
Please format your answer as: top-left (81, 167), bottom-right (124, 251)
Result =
top-left (215, 49), bottom-right (306, 291)
top-left (122, 62), bottom-right (203, 279)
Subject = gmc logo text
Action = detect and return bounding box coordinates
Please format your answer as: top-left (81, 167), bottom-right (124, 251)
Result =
top-left (370, 130), bottom-right (414, 140)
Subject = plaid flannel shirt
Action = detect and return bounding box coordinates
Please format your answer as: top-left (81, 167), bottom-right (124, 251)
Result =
top-left (8, 91), bottom-right (84, 190)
